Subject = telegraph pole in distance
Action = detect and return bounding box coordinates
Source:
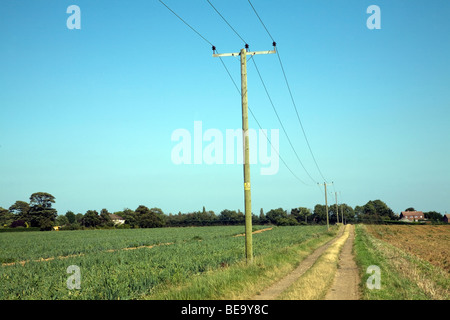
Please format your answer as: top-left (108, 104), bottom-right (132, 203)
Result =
top-left (335, 192), bottom-right (339, 223)
top-left (213, 44), bottom-right (276, 263)
top-left (324, 182), bottom-right (329, 231)
top-left (321, 182), bottom-right (334, 231)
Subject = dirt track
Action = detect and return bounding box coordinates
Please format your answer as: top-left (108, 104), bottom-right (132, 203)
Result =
top-left (251, 226), bottom-right (345, 300)
top-left (233, 227), bottom-right (273, 237)
top-left (251, 225), bottom-right (360, 300)
top-left (324, 225), bottom-right (360, 300)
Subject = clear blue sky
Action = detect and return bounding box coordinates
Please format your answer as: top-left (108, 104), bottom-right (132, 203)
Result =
top-left (1, 0), bottom-right (449, 216)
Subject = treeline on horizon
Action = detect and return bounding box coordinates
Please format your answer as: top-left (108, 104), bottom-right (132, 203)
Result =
top-left (0, 192), bottom-right (447, 231)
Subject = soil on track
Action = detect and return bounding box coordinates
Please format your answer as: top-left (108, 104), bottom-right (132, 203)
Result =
top-left (324, 224), bottom-right (360, 300)
top-left (251, 225), bottom-right (360, 300)
top-left (251, 226), bottom-right (345, 300)
top-left (234, 227), bottom-right (273, 237)
top-left (2, 242), bottom-right (175, 267)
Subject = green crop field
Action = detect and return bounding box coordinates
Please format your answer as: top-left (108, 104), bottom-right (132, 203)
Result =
top-left (0, 225), bottom-right (330, 299)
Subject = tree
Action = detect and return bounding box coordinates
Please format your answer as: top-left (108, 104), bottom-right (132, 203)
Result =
top-left (259, 208), bottom-right (268, 225)
top-left (354, 205), bottom-right (364, 222)
top-left (100, 208), bottom-right (113, 227)
top-left (360, 202), bottom-right (379, 223)
top-left (166, 211), bottom-right (187, 227)
top-left (64, 212), bottom-right (84, 230)
top-left (65, 211), bottom-right (76, 224)
top-left (82, 210), bottom-right (101, 228)
top-left (291, 207), bottom-right (311, 224)
top-left (0, 207), bottom-right (15, 227)
top-left (252, 213), bottom-right (260, 225)
top-left (363, 202), bottom-right (376, 216)
top-left (118, 208), bottom-right (138, 227)
top-left (340, 204), bottom-right (355, 224)
top-left (266, 208), bottom-right (287, 225)
top-left (55, 215), bottom-right (69, 226)
top-left (198, 209), bottom-right (217, 226)
top-left (75, 213), bottom-right (84, 224)
top-left (360, 200), bottom-right (395, 223)
top-left (29, 192), bottom-right (57, 230)
top-left (371, 200), bottom-right (395, 219)
top-left (219, 209), bottom-right (235, 225)
top-left (325, 205), bottom-right (336, 224)
top-left (424, 211), bottom-right (443, 222)
top-left (405, 207), bottom-right (415, 212)
top-left (218, 209), bottom-right (243, 225)
top-left (313, 204), bottom-right (327, 224)
top-left (30, 192), bottom-right (55, 208)
top-left (10, 220), bottom-right (27, 228)
top-left (135, 205), bottom-right (165, 228)
top-left (9, 201), bottom-right (30, 222)
top-left (149, 207), bottom-right (166, 228)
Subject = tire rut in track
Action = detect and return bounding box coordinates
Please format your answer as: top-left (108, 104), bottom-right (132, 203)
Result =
top-left (324, 224), bottom-right (360, 300)
top-left (250, 226), bottom-right (345, 300)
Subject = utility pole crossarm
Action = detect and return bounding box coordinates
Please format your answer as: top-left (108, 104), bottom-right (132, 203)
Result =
top-left (213, 49), bottom-right (276, 58)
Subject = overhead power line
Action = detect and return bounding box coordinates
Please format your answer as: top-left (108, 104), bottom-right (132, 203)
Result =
top-left (206, 0), bottom-right (316, 186)
top-left (159, 0), bottom-right (330, 194)
top-left (246, 0), bottom-right (275, 42)
top-left (276, 48), bottom-right (329, 183)
top-left (206, 0), bottom-right (247, 45)
top-left (251, 58), bottom-right (316, 185)
top-left (158, 0), bottom-right (307, 185)
top-left (247, 0), bottom-right (330, 183)
top-left (158, 0), bottom-right (214, 47)
top-left (218, 56), bottom-right (309, 185)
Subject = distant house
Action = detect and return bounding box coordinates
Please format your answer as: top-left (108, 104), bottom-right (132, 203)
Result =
top-left (399, 216), bottom-right (412, 223)
top-left (399, 211), bottom-right (424, 222)
top-left (109, 214), bottom-right (125, 225)
top-left (444, 214), bottom-right (450, 223)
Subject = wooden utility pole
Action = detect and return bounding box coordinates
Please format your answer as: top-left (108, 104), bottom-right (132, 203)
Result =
top-left (240, 47), bottom-right (252, 263)
top-left (335, 192), bottom-right (339, 223)
top-left (213, 46), bottom-right (276, 263)
top-left (324, 182), bottom-right (329, 230)
top-left (321, 182), bottom-right (334, 230)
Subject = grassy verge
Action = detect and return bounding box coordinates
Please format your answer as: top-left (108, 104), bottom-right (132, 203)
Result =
top-left (144, 226), bottom-right (339, 300)
top-left (354, 224), bottom-right (449, 300)
top-left (278, 225), bottom-right (350, 300)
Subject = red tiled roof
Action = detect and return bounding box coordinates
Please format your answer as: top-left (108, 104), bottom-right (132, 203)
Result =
top-left (401, 211), bottom-right (423, 216)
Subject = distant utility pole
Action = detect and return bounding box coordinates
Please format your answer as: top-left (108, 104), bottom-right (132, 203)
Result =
top-left (335, 192), bottom-right (339, 223)
top-left (324, 183), bottom-right (329, 230)
top-left (213, 45), bottom-right (276, 263)
top-left (321, 182), bottom-right (333, 231)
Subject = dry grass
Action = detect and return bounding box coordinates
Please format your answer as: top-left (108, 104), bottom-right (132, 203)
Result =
top-left (366, 225), bottom-right (450, 273)
top-left (278, 225), bottom-right (350, 300)
top-left (359, 225), bottom-right (449, 300)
